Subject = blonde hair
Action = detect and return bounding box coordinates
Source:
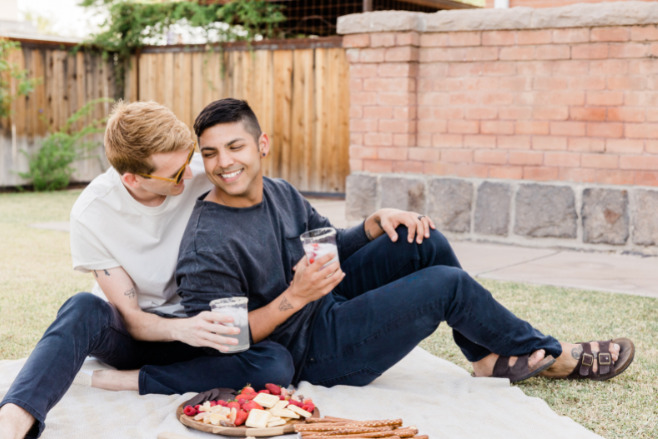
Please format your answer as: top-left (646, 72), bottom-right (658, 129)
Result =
top-left (104, 100), bottom-right (193, 175)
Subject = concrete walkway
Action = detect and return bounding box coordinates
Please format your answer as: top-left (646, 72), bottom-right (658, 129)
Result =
top-left (308, 197), bottom-right (658, 300)
top-left (30, 196), bottom-right (657, 300)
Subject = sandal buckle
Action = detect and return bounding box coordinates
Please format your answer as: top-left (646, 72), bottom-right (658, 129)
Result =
top-left (598, 353), bottom-right (612, 366)
top-left (581, 353), bottom-right (594, 368)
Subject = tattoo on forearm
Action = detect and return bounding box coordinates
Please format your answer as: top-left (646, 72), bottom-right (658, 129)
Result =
top-left (375, 218), bottom-right (383, 230)
top-left (571, 345), bottom-right (583, 359)
top-left (104, 269), bottom-right (110, 276)
top-left (124, 287), bottom-right (136, 300)
top-left (93, 270), bottom-right (98, 278)
top-left (279, 297), bottom-right (293, 312)
top-left (365, 229), bottom-right (374, 241)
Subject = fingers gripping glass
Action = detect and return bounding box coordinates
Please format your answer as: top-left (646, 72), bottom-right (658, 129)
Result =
top-left (138, 143), bottom-right (195, 184)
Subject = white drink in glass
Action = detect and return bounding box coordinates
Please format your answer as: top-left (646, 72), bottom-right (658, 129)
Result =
top-left (210, 297), bottom-right (250, 353)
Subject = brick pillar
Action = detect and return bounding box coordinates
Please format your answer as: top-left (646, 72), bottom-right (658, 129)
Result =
top-left (343, 32), bottom-right (420, 174)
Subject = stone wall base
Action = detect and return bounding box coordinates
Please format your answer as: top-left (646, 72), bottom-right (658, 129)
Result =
top-left (346, 173), bottom-right (658, 256)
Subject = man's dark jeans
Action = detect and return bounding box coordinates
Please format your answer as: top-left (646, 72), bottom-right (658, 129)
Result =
top-left (0, 293), bottom-right (293, 438)
top-left (299, 227), bottom-right (562, 387)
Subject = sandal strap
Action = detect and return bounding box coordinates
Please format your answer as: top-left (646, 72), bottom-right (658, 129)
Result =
top-left (597, 340), bottom-right (612, 376)
top-left (579, 343), bottom-right (594, 377)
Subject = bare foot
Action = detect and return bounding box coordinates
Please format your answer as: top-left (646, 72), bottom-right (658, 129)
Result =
top-left (472, 349), bottom-right (548, 377)
top-left (540, 341), bottom-right (620, 378)
top-left (0, 403), bottom-right (36, 439)
top-left (91, 369), bottom-right (140, 391)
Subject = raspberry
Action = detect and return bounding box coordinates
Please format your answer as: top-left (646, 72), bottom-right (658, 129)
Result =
top-left (183, 405), bottom-right (197, 416)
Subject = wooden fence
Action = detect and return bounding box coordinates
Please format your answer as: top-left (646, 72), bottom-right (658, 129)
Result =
top-left (0, 39), bottom-right (116, 186)
top-left (1, 37), bottom-right (350, 193)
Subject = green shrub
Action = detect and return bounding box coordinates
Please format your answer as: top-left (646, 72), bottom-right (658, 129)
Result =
top-left (19, 98), bottom-right (112, 191)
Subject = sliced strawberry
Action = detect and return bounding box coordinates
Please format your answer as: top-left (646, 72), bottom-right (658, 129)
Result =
top-left (302, 402), bottom-right (315, 413)
top-left (257, 389), bottom-right (271, 394)
top-left (287, 399), bottom-right (303, 408)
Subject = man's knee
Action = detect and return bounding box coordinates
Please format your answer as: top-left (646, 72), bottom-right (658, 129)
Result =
top-left (56, 292), bottom-right (115, 331)
top-left (250, 341), bottom-right (294, 387)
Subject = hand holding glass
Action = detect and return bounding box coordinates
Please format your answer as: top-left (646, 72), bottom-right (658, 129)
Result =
top-left (300, 227), bottom-right (339, 267)
top-left (209, 297), bottom-right (250, 353)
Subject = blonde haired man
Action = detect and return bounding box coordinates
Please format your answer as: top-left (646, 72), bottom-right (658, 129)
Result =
top-left (0, 101), bottom-right (293, 439)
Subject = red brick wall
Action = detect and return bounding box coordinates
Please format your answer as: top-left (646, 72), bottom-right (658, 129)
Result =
top-left (344, 24), bottom-right (658, 187)
top-left (484, 0), bottom-right (656, 7)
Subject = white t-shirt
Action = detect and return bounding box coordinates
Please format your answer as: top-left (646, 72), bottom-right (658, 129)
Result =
top-left (70, 153), bottom-right (211, 316)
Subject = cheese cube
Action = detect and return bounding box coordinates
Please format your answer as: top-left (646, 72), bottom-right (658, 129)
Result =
top-left (267, 417), bottom-right (287, 427)
top-left (245, 409), bottom-right (272, 429)
top-left (287, 404), bottom-right (313, 418)
top-left (252, 392), bottom-right (281, 408)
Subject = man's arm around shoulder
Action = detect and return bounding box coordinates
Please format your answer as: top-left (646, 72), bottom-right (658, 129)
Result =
top-left (95, 267), bottom-right (241, 352)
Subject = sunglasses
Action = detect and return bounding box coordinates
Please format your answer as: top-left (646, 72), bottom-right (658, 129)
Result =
top-left (138, 143), bottom-right (195, 184)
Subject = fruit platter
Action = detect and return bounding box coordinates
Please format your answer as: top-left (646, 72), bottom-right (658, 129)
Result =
top-left (176, 383), bottom-right (319, 437)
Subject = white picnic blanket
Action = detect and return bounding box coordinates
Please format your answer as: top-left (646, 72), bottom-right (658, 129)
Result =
top-left (0, 347), bottom-right (602, 439)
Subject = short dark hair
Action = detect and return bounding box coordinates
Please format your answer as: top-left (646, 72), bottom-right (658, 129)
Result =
top-left (193, 98), bottom-right (262, 141)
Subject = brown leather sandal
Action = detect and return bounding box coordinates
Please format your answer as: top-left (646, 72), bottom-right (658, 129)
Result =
top-left (491, 353), bottom-right (556, 383)
top-left (567, 337), bottom-right (635, 381)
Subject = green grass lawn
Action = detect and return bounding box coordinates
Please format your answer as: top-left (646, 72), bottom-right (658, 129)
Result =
top-left (1, 189), bottom-right (656, 439)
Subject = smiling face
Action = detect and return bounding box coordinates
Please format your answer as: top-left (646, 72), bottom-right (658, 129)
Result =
top-left (199, 121), bottom-right (270, 208)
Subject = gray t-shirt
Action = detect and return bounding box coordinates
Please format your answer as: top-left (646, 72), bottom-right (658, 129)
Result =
top-left (176, 177), bottom-right (369, 373)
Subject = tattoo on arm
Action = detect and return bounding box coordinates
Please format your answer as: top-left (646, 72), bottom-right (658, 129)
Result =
top-left (93, 270), bottom-right (98, 278)
top-left (124, 287), bottom-right (136, 300)
top-left (365, 229), bottom-right (374, 241)
top-left (279, 297), bottom-right (293, 312)
top-left (571, 345), bottom-right (583, 360)
top-left (375, 218), bottom-right (383, 230)
top-left (104, 269), bottom-right (110, 276)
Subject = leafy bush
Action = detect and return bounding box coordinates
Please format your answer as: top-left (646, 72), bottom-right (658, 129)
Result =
top-left (19, 98), bottom-right (112, 191)
top-left (0, 38), bottom-right (39, 119)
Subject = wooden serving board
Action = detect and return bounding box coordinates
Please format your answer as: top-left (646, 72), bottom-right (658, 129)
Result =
top-left (176, 403), bottom-right (319, 437)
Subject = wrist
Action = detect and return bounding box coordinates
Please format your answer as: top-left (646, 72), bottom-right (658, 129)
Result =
top-left (282, 285), bottom-right (306, 310)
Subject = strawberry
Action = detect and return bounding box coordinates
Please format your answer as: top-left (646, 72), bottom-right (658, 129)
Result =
top-left (257, 389), bottom-right (271, 394)
top-left (241, 400), bottom-right (263, 412)
top-left (216, 399), bottom-right (228, 407)
top-left (302, 402), bottom-right (315, 413)
top-left (226, 401), bottom-right (241, 410)
top-left (183, 405), bottom-right (197, 416)
top-left (241, 384), bottom-right (256, 394)
top-left (287, 399), bottom-right (303, 408)
top-left (265, 383), bottom-right (282, 395)
top-left (235, 392), bottom-right (257, 401)
top-left (234, 409), bottom-right (248, 426)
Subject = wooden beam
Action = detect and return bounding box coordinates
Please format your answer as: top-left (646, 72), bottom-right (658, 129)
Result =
top-left (363, 0), bottom-right (373, 12)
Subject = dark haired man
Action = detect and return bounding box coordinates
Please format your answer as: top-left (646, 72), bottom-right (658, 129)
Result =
top-left (176, 97), bottom-right (634, 388)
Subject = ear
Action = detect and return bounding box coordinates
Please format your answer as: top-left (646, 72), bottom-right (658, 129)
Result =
top-left (121, 172), bottom-right (140, 189)
top-left (258, 133), bottom-right (270, 158)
